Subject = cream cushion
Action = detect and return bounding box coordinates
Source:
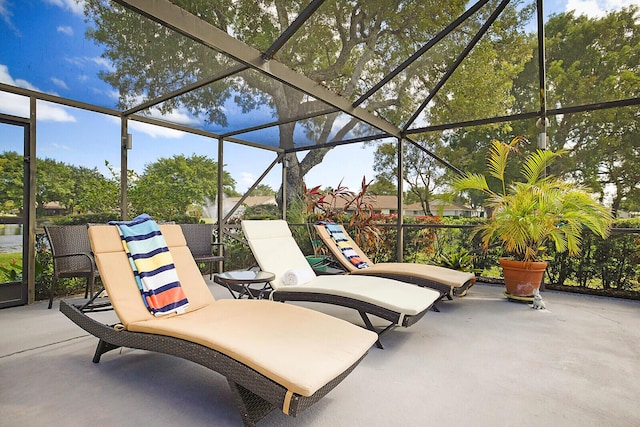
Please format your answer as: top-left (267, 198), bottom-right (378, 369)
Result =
top-left (241, 220), bottom-right (315, 288)
top-left (314, 223), bottom-right (475, 288)
top-left (89, 224), bottom-right (214, 325)
top-left (351, 263), bottom-right (476, 289)
top-left (128, 299), bottom-right (375, 397)
top-left (88, 224), bottom-right (377, 398)
top-left (242, 220), bottom-right (441, 319)
top-left (277, 275), bottom-right (438, 316)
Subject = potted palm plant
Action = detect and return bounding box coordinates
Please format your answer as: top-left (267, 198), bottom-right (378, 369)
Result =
top-left (451, 136), bottom-right (612, 300)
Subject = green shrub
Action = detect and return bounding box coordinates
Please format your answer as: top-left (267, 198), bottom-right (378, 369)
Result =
top-left (430, 217), bottom-right (639, 295)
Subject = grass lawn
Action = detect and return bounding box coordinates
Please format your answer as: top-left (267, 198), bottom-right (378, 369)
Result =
top-left (0, 252), bottom-right (22, 282)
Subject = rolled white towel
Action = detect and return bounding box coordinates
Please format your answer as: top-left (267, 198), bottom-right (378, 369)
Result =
top-left (282, 268), bottom-right (315, 286)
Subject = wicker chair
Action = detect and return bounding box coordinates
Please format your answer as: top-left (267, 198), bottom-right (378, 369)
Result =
top-left (314, 222), bottom-right (476, 298)
top-left (44, 225), bottom-right (99, 309)
top-left (179, 223), bottom-right (225, 279)
top-left (59, 224), bottom-right (378, 425)
top-left (242, 220), bottom-right (442, 349)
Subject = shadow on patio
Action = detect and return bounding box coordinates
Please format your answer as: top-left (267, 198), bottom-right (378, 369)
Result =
top-left (1, 281), bottom-right (638, 426)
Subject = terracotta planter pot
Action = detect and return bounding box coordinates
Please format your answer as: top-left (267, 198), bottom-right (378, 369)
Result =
top-left (499, 258), bottom-right (548, 297)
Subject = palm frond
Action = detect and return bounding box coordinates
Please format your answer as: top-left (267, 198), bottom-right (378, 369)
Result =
top-left (487, 140), bottom-right (511, 193)
top-left (449, 135), bottom-right (612, 262)
top-left (521, 149), bottom-right (563, 184)
top-left (451, 173), bottom-right (491, 194)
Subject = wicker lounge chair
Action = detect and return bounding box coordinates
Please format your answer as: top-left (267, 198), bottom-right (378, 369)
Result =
top-left (59, 223), bottom-right (377, 426)
top-left (241, 220), bottom-right (442, 349)
top-left (45, 225), bottom-right (100, 309)
top-left (179, 223), bottom-right (225, 279)
top-left (314, 222), bottom-right (476, 299)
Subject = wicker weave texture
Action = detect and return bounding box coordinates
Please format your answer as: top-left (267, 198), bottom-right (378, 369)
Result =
top-left (45, 225), bottom-right (99, 309)
top-left (59, 300), bottom-right (363, 425)
top-left (180, 223), bottom-right (225, 278)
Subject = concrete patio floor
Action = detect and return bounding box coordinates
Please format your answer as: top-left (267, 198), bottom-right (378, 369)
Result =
top-left (1, 281), bottom-right (639, 427)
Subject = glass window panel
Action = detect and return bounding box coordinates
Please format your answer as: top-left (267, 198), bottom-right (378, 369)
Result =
top-left (0, 122), bottom-right (24, 288)
top-left (35, 101), bottom-right (121, 220)
top-left (301, 140), bottom-right (391, 191)
top-left (2, 0), bottom-right (636, 187)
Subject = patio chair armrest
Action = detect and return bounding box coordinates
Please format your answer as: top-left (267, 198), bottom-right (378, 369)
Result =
top-left (211, 242), bottom-right (226, 258)
top-left (53, 252), bottom-right (97, 273)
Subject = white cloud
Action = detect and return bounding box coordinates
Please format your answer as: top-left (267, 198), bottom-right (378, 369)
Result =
top-left (107, 116), bottom-right (187, 139)
top-left (0, 64), bottom-right (76, 122)
top-left (57, 25), bottom-right (74, 36)
top-left (606, 0), bottom-right (640, 8)
top-left (106, 89), bottom-right (119, 100)
top-left (0, 0), bottom-right (18, 35)
top-left (0, 0), bottom-right (13, 26)
top-left (65, 56), bottom-right (115, 72)
top-left (128, 120), bottom-right (186, 139)
top-left (13, 78), bottom-right (39, 91)
top-left (0, 92), bottom-right (76, 122)
top-left (0, 91), bottom-right (29, 117)
top-left (44, 0), bottom-right (85, 16)
top-left (148, 107), bottom-right (201, 127)
top-left (51, 77), bottom-right (69, 90)
top-left (114, 96), bottom-right (203, 132)
top-left (36, 101), bottom-right (77, 122)
top-left (0, 63), bottom-right (33, 88)
top-left (51, 142), bottom-right (72, 151)
top-left (566, 0), bottom-right (607, 17)
top-left (565, 0), bottom-right (640, 18)
top-left (239, 172), bottom-right (257, 189)
top-left (88, 56), bottom-right (115, 72)
top-left (0, 64), bottom-right (60, 95)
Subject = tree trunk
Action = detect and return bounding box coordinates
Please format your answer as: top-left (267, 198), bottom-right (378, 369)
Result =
top-left (611, 185), bottom-right (624, 218)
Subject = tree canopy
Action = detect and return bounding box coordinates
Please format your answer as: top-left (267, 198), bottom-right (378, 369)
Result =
top-left (382, 6), bottom-right (639, 215)
top-left (543, 8), bottom-right (640, 214)
top-left (129, 154), bottom-right (237, 219)
top-left (82, 0), bottom-right (533, 207)
top-left (0, 152), bottom-right (237, 221)
top-left (29, 2), bottom-right (635, 217)
top-left (0, 151), bottom-right (23, 214)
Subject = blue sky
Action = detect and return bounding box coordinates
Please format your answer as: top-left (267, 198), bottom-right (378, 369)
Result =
top-left (1, 0), bottom-right (638, 193)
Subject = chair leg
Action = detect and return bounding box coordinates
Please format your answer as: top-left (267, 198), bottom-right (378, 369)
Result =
top-left (227, 380), bottom-right (275, 426)
top-left (358, 311), bottom-right (385, 349)
top-left (87, 275), bottom-right (95, 299)
top-left (48, 276), bottom-right (58, 309)
top-left (92, 339), bottom-right (120, 363)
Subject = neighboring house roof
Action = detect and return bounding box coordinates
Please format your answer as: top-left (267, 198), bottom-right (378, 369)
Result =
top-left (408, 199), bottom-right (475, 214)
top-left (218, 194), bottom-right (474, 217)
top-left (320, 194), bottom-right (398, 210)
top-left (370, 195), bottom-right (400, 210)
top-left (42, 201), bottom-right (66, 209)
top-left (225, 195), bottom-right (277, 207)
top-left (322, 194), bottom-right (473, 214)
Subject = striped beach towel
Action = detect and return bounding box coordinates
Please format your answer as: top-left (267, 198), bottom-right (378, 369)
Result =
top-left (109, 214), bottom-right (189, 316)
top-left (317, 221), bottom-right (370, 269)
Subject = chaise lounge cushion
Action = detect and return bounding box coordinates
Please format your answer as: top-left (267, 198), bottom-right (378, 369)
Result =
top-left (89, 224), bottom-right (378, 399)
top-left (242, 220), bottom-right (441, 322)
top-left (350, 262), bottom-right (475, 289)
top-left (266, 275), bottom-right (432, 316)
top-left (128, 299), bottom-right (375, 397)
top-left (314, 222), bottom-right (475, 295)
top-left (90, 225), bottom-right (214, 325)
